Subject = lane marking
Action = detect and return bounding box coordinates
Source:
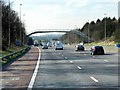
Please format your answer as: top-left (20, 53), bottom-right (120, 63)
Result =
top-left (90, 76), bottom-right (98, 82)
top-left (59, 53), bottom-right (61, 54)
top-left (70, 61), bottom-right (73, 63)
top-left (62, 55), bottom-right (64, 56)
top-left (104, 60), bottom-right (109, 62)
top-left (65, 57), bottom-right (67, 60)
top-left (92, 56), bottom-right (95, 58)
top-left (6, 82), bottom-right (9, 84)
top-left (1, 79), bottom-right (4, 81)
top-left (77, 66), bottom-right (82, 70)
top-left (11, 77), bottom-right (20, 80)
top-left (27, 47), bottom-right (41, 90)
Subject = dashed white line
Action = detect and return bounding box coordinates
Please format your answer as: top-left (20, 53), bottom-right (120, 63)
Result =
top-left (104, 60), bottom-right (109, 62)
top-left (70, 61), bottom-right (73, 63)
top-left (90, 76), bottom-right (98, 82)
top-left (65, 57), bottom-right (67, 60)
top-left (59, 53), bottom-right (61, 54)
top-left (77, 66), bottom-right (82, 70)
top-left (62, 55), bottom-right (64, 56)
top-left (11, 77), bottom-right (20, 80)
top-left (27, 47), bottom-right (41, 90)
top-left (5, 82), bottom-right (9, 84)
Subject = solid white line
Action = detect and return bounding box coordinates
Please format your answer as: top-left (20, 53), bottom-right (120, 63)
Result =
top-left (77, 66), bottom-right (82, 69)
top-left (27, 47), bottom-right (41, 90)
top-left (90, 76), bottom-right (98, 82)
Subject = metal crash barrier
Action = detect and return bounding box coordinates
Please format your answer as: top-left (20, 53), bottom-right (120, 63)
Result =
top-left (1, 47), bottom-right (31, 66)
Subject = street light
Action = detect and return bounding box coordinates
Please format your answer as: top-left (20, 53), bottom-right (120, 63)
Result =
top-left (88, 20), bottom-right (90, 43)
top-left (20, 4), bottom-right (22, 45)
top-left (104, 13), bottom-right (106, 41)
top-left (75, 25), bottom-right (78, 43)
top-left (8, 0), bottom-right (11, 47)
top-left (22, 14), bottom-right (25, 45)
top-left (0, 0), bottom-right (2, 47)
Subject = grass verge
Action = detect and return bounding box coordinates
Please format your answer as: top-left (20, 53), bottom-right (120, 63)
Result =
top-left (0, 45), bottom-right (30, 66)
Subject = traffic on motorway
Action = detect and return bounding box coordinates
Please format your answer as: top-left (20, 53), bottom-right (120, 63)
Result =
top-left (1, 40), bottom-right (119, 90)
top-left (30, 41), bottom-right (119, 89)
top-left (34, 41), bottom-right (106, 55)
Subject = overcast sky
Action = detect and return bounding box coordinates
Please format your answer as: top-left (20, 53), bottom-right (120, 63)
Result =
top-left (5, 0), bottom-right (119, 34)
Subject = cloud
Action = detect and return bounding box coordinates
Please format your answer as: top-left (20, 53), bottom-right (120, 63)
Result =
top-left (11, 0), bottom-right (118, 34)
top-left (65, 0), bottom-right (89, 8)
top-left (100, 0), bottom-right (119, 3)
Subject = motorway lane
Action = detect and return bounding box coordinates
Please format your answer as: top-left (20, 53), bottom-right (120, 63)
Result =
top-left (58, 46), bottom-right (119, 88)
top-left (32, 46), bottom-right (119, 89)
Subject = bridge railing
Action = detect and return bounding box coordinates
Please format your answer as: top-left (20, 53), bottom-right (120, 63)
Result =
top-left (71, 30), bottom-right (91, 40)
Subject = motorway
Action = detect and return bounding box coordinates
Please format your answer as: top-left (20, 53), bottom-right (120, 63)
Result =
top-left (31, 45), bottom-right (119, 89)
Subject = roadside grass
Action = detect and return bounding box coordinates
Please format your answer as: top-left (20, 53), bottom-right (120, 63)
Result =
top-left (87, 41), bottom-right (115, 46)
top-left (0, 45), bottom-right (29, 65)
top-left (87, 36), bottom-right (117, 46)
top-left (1, 45), bottom-right (28, 57)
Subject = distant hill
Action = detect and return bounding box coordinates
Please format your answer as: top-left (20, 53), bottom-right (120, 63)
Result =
top-left (31, 33), bottom-right (64, 41)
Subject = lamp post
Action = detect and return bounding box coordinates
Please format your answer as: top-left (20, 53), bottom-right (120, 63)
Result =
top-left (0, 0), bottom-right (2, 47)
top-left (75, 25), bottom-right (77, 43)
top-left (104, 13), bottom-right (106, 41)
top-left (20, 4), bottom-right (22, 45)
top-left (88, 20), bottom-right (90, 44)
top-left (22, 14), bottom-right (25, 45)
top-left (8, 0), bottom-right (11, 47)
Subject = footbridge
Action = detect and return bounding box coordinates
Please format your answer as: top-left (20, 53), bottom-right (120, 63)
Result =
top-left (26, 29), bottom-right (91, 42)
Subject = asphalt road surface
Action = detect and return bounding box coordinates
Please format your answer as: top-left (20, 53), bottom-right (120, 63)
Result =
top-left (31, 45), bottom-right (119, 90)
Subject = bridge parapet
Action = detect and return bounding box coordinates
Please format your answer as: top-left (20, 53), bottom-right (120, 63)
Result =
top-left (26, 29), bottom-right (92, 42)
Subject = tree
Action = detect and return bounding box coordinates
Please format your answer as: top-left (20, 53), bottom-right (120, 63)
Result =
top-left (2, 0), bottom-right (27, 50)
top-left (27, 37), bottom-right (34, 45)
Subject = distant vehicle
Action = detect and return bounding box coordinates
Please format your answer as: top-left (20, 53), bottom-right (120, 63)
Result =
top-left (75, 44), bottom-right (84, 51)
top-left (39, 42), bottom-right (43, 46)
top-left (55, 41), bottom-right (63, 50)
top-left (90, 46), bottom-right (105, 55)
top-left (42, 43), bottom-right (48, 49)
top-left (115, 44), bottom-right (120, 48)
top-left (47, 42), bottom-right (52, 47)
top-left (34, 40), bottom-right (39, 46)
top-left (34, 43), bottom-right (39, 46)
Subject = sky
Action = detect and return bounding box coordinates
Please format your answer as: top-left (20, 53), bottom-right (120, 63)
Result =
top-left (5, 0), bottom-right (120, 35)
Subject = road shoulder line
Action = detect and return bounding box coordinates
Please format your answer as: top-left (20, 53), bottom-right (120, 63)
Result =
top-left (27, 47), bottom-right (41, 90)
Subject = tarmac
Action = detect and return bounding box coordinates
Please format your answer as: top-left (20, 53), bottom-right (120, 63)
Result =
top-left (0, 46), bottom-right (39, 89)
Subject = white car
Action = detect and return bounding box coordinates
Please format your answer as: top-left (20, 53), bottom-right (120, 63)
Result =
top-left (47, 42), bottom-right (52, 47)
top-left (55, 41), bottom-right (63, 50)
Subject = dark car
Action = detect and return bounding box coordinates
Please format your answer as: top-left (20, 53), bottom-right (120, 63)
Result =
top-left (34, 43), bottom-right (39, 46)
top-left (115, 44), bottom-right (120, 48)
top-left (75, 44), bottom-right (85, 51)
top-left (90, 46), bottom-right (104, 55)
top-left (42, 44), bottom-right (48, 49)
